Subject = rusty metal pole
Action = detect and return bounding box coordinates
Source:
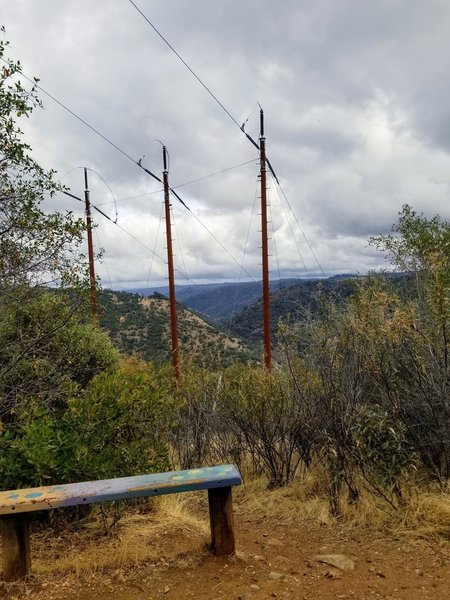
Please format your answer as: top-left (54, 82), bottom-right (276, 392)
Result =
top-left (84, 168), bottom-right (99, 326)
top-left (259, 109), bottom-right (272, 370)
top-left (162, 146), bottom-right (180, 383)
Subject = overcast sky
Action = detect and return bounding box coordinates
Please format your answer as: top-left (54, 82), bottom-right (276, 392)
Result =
top-left (3, 1), bottom-right (450, 288)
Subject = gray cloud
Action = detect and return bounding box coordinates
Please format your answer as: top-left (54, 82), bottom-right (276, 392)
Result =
top-left (3, 0), bottom-right (450, 287)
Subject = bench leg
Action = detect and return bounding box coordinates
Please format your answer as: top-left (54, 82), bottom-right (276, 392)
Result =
top-left (208, 486), bottom-right (235, 556)
top-left (1, 515), bottom-right (31, 581)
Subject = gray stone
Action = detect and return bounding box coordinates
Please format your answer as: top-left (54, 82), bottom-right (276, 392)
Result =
top-left (314, 554), bottom-right (355, 571)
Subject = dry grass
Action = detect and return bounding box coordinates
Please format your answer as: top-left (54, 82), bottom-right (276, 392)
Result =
top-left (28, 494), bottom-right (209, 577)
top-left (235, 470), bottom-right (450, 540)
top-left (1, 473), bottom-right (448, 589)
top-left (399, 491), bottom-right (450, 539)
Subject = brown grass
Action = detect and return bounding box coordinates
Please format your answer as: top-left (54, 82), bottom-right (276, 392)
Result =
top-left (235, 470), bottom-right (450, 540)
top-left (27, 494), bottom-right (209, 577)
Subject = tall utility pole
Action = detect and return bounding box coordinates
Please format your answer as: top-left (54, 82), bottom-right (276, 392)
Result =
top-left (84, 168), bottom-right (99, 325)
top-left (259, 109), bottom-right (272, 370)
top-left (162, 146), bottom-right (180, 383)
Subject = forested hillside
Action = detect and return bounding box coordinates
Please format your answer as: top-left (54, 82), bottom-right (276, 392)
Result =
top-left (229, 276), bottom-right (356, 344)
top-left (98, 290), bottom-right (255, 367)
top-left (129, 278), bottom-right (301, 323)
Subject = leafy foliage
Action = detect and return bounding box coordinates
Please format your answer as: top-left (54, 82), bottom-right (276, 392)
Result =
top-left (0, 32), bottom-right (85, 291)
top-left (0, 291), bottom-right (118, 422)
top-left (0, 359), bottom-right (175, 489)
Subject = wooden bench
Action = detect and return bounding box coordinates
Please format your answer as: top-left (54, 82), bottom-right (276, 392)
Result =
top-left (0, 464), bottom-right (242, 581)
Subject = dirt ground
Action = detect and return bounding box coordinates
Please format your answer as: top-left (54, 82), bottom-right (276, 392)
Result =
top-left (1, 493), bottom-right (449, 600)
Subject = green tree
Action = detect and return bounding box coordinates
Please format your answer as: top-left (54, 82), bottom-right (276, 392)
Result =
top-left (0, 30), bottom-right (85, 291)
top-left (0, 31), bottom-right (92, 422)
top-left (370, 205), bottom-right (450, 483)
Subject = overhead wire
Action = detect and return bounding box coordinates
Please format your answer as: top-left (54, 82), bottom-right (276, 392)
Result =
top-left (270, 173), bottom-right (310, 278)
top-left (0, 56), bottom-right (190, 205)
top-left (171, 204), bottom-right (191, 292)
top-left (274, 178), bottom-right (326, 277)
top-left (7, 63), bottom-right (143, 171)
top-left (62, 177), bottom-right (258, 286)
top-left (227, 178), bottom-right (259, 336)
top-left (95, 158), bottom-right (258, 207)
top-left (125, 3), bottom-right (281, 185)
top-left (2, 57), bottom-right (269, 286)
top-left (127, 0), bottom-right (242, 130)
top-left (187, 209), bottom-right (257, 283)
top-left (85, 167), bottom-right (118, 223)
top-left (144, 200), bottom-right (164, 292)
top-left (94, 227), bottom-right (113, 288)
top-left (63, 166), bottom-right (119, 222)
top-left (267, 183), bottom-right (282, 283)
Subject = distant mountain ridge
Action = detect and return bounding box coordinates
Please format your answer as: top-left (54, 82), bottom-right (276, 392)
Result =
top-left (127, 278), bottom-right (315, 324)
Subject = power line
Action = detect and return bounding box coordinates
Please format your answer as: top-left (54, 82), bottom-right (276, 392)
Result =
top-left (63, 171), bottom-right (259, 285)
top-left (95, 158), bottom-right (258, 207)
top-left (268, 185), bottom-right (282, 283)
top-left (1, 57), bottom-right (186, 196)
top-left (5, 57), bottom-right (265, 284)
top-left (187, 209), bottom-right (257, 283)
top-left (145, 201), bottom-right (164, 292)
top-left (173, 159), bottom-right (258, 190)
top-left (127, 0), bottom-right (242, 130)
top-left (60, 187), bottom-right (169, 268)
top-left (125, 5), bottom-right (280, 183)
top-left (227, 179), bottom-right (259, 335)
top-left (273, 175), bottom-right (326, 277)
top-left (13, 65), bottom-right (141, 169)
top-left (271, 175), bottom-right (309, 277)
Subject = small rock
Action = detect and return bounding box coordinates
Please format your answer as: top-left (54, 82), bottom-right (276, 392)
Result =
top-left (376, 570), bottom-right (386, 578)
top-left (267, 538), bottom-right (284, 547)
top-left (415, 569), bottom-right (424, 576)
top-left (163, 587), bottom-right (170, 594)
top-left (253, 555), bottom-right (265, 561)
top-left (323, 569), bottom-right (343, 579)
top-left (314, 554), bottom-right (355, 571)
top-left (268, 571), bottom-right (285, 580)
top-left (250, 584), bottom-right (260, 590)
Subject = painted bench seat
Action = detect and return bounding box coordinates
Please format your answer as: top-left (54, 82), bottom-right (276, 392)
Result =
top-left (0, 464), bottom-right (242, 581)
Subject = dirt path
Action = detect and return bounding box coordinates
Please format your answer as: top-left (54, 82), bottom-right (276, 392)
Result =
top-left (1, 507), bottom-right (449, 600)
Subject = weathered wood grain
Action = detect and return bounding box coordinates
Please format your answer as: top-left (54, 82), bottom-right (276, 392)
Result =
top-left (208, 486), bottom-right (235, 556)
top-left (0, 464), bottom-right (242, 516)
top-left (1, 514), bottom-right (30, 581)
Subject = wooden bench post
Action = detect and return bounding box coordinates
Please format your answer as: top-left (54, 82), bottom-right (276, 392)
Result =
top-left (1, 515), bottom-right (31, 581)
top-left (208, 486), bottom-right (235, 555)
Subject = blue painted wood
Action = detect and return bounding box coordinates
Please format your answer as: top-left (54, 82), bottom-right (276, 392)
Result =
top-left (0, 465), bottom-right (242, 515)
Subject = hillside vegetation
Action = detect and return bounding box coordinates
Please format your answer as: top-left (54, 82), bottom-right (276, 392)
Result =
top-left (229, 276), bottom-right (356, 344)
top-left (98, 289), bottom-right (255, 368)
top-left (131, 278), bottom-right (302, 323)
